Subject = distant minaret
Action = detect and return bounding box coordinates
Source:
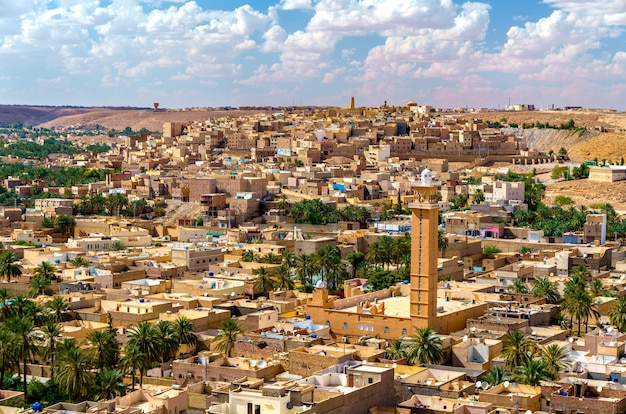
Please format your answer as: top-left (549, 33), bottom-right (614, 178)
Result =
top-left (410, 169), bottom-right (440, 330)
top-left (350, 96), bottom-right (355, 110)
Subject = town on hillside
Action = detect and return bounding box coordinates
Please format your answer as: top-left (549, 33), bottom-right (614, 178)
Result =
top-left (1, 101), bottom-right (626, 414)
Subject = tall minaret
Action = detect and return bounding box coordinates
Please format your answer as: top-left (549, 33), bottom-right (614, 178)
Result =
top-left (409, 168), bottom-right (440, 330)
top-left (349, 96), bottom-right (355, 110)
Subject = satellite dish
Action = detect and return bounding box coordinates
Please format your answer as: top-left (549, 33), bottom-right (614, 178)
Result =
top-left (621, 275), bottom-right (625, 280)
top-left (476, 381), bottom-right (482, 389)
top-left (620, 357), bottom-right (626, 364)
top-left (286, 402), bottom-right (294, 410)
top-left (231, 292), bottom-right (235, 297)
top-left (463, 335), bottom-right (469, 342)
top-left (250, 360), bottom-right (257, 368)
top-left (257, 360), bottom-right (267, 369)
top-left (597, 386), bottom-right (603, 393)
top-left (482, 382), bottom-right (489, 390)
top-left (503, 381), bottom-right (510, 388)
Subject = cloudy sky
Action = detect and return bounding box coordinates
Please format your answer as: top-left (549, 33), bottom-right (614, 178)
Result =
top-left (1, 0), bottom-right (625, 109)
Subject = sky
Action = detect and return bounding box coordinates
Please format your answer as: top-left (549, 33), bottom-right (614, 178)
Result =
top-left (1, 0), bottom-right (626, 110)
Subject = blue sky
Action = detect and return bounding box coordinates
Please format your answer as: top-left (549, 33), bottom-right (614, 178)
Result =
top-left (1, 0), bottom-right (625, 109)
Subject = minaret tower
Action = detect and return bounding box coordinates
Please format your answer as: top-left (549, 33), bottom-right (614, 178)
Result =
top-left (409, 168), bottom-right (440, 330)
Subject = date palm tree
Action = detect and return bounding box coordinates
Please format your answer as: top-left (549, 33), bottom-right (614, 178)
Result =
top-left (438, 229), bottom-right (449, 258)
top-left (86, 330), bottom-right (120, 370)
top-left (294, 253), bottom-right (317, 288)
top-left (0, 327), bottom-right (18, 384)
top-left (609, 296), bottom-right (626, 333)
top-left (69, 256), bottom-right (90, 268)
top-left (384, 338), bottom-right (407, 361)
top-left (514, 358), bottom-right (551, 386)
top-left (54, 346), bottom-right (95, 402)
top-left (0, 251), bottom-right (22, 283)
top-left (531, 276), bottom-right (561, 304)
top-left (29, 274), bottom-right (53, 297)
top-left (539, 344), bottom-right (570, 380)
top-left (127, 322), bottom-right (159, 387)
top-left (38, 321), bottom-right (62, 378)
top-left (5, 316), bottom-right (35, 400)
top-left (54, 214), bottom-right (76, 239)
top-left (274, 263), bottom-right (295, 291)
top-left (482, 365), bottom-right (510, 386)
top-left (47, 296), bottom-right (73, 322)
top-left (212, 319), bottom-right (244, 357)
top-left (406, 327), bottom-right (443, 365)
top-left (92, 368), bottom-right (126, 400)
top-left (346, 251), bottom-right (365, 279)
top-left (253, 267), bottom-right (275, 298)
top-left (155, 321), bottom-right (178, 363)
top-left (502, 331), bottom-right (535, 372)
top-left (0, 288), bottom-right (12, 322)
top-left (173, 316), bottom-right (197, 356)
top-left (510, 278), bottom-right (528, 294)
top-left (120, 343), bottom-right (146, 391)
top-left (34, 261), bottom-right (56, 280)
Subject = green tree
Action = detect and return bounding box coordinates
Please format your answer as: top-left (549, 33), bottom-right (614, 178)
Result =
top-left (588, 279), bottom-right (609, 298)
top-left (47, 297), bottom-right (73, 323)
top-left (37, 322), bottom-right (62, 377)
top-left (127, 322), bottom-right (159, 387)
top-left (367, 269), bottom-right (402, 291)
top-left (0, 251), bottom-right (22, 283)
top-left (241, 250), bottom-right (260, 263)
top-left (384, 338), bottom-right (407, 360)
top-left (91, 368), bottom-right (126, 400)
top-left (406, 327), bottom-right (443, 365)
top-left (502, 331), bottom-right (535, 372)
top-left (54, 347), bottom-right (95, 402)
top-left (212, 319), bottom-right (244, 357)
top-left (34, 261), bottom-right (57, 280)
top-left (274, 263), bottom-right (295, 291)
top-left (29, 274), bottom-right (53, 297)
top-left (69, 256), bottom-right (90, 268)
top-left (539, 344), bottom-right (570, 380)
top-left (86, 330), bottom-right (119, 370)
top-left (294, 253), bottom-right (317, 288)
top-left (155, 321), bottom-right (179, 363)
top-left (609, 296), bottom-right (626, 333)
top-left (510, 278), bottom-right (528, 294)
top-left (450, 193), bottom-right (469, 210)
top-left (173, 316), bottom-right (197, 356)
top-left (438, 230), bottom-right (449, 258)
top-left (54, 215), bottom-right (76, 239)
top-left (531, 276), bottom-right (561, 304)
top-left (514, 358), bottom-right (551, 386)
top-left (253, 267), bottom-right (275, 297)
top-left (482, 365), bottom-right (510, 386)
top-left (472, 189), bottom-right (485, 204)
top-left (346, 251), bottom-right (365, 278)
top-left (120, 343), bottom-right (146, 391)
top-left (0, 328), bottom-right (18, 384)
top-left (110, 241), bottom-right (126, 251)
top-left (5, 316), bottom-right (36, 400)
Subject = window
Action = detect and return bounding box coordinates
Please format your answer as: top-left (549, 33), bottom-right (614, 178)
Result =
top-left (368, 378), bottom-right (373, 384)
top-left (343, 322), bottom-right (348, 329)
top-left (384, 326), bottom-right (390, 334)
top-left (401, 328), bottom-right (407, 336)
top-left (358, 324), bottom-right (363, 330)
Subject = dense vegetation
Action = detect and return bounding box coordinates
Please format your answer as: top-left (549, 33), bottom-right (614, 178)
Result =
top-left (287, 199), bottom-right (371, 225)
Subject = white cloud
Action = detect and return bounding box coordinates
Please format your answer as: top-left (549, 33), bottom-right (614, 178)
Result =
top-left (279, 0), bottom-right (314, 10)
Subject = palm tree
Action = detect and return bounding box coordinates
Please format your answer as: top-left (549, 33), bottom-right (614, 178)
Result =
top-left (609, 296), bottom-right (626, 332)
top-left (54, 346), bottom-right (95, 402)
top-left (5, 316), bottom-right (35, 400)
top-left (502, 331), bottom-right (535, 372)
top-left (127, 322), bottom-right (159, 387)
top-left (262, 252), bottom-right (281, 264)
top-left (0, 328), bottom-right (18, 384)
top-left (531, 276), bottom-right (561, 304)
top-left (482, 365), bottom-right (510, 386)
top-left (346, 251), bottom-right (365, 279)
top-left (241, 250), bottom-right (260, 263)
top-left (92, 368), bottom-right (126, 400)
top-left (0, 288), bottom-right (12, 322)
top-left (384, 338), bottom-right (407, 361)
top-left (34, 261), bottom-right (56, 280)
top-left (47, 296), bottom-right (73, 322)
top-left (9, 294), bottom-right (32, 319)
top-left (29, 274), bottom-right (53, 297)
top-left (273, 263), bottom-right (295, 291)
top-left (294, 254), bottom-right (317, 288)
top-left (438, 230), bottom-right (449, 258)
top-left (539, 344), bottom-right (570, 380)
top-left (69, 256), bottom-right (90, 268)
top-left (38, 321), bottom-right (62, 377)
top-left (253, 267), bottom-right (275, 297)
top-left (155, 321), bottom-right (179, 363)
top-left (120, 343), bottom-right (146, 391)
top-left (514, 358), bottom-right (551, 386)
top-left (173, 316), bottom-right (197, 356)
top-left (588, 279), bottom-right (609, 298)
top-left (472, 189), bottom-right (485, 204)
top-left (0, 251), bottom-right (22, 282)
top-left (317, 244), bottom-right (344, 290)
top-left (281, 251), bottom-right (297, 269)
top-left (406, 327), bottom-right (443, 365)
top-left (510, 278), bottom-right (528, 294)
top-left (212, 319), bottom-right (244, 357)
top-left (54, 214), bottom-right (76, 239)
top-left (86, 330), bottom-right (119, 370)
top-left (571, 264), bottom-right (591, 282)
